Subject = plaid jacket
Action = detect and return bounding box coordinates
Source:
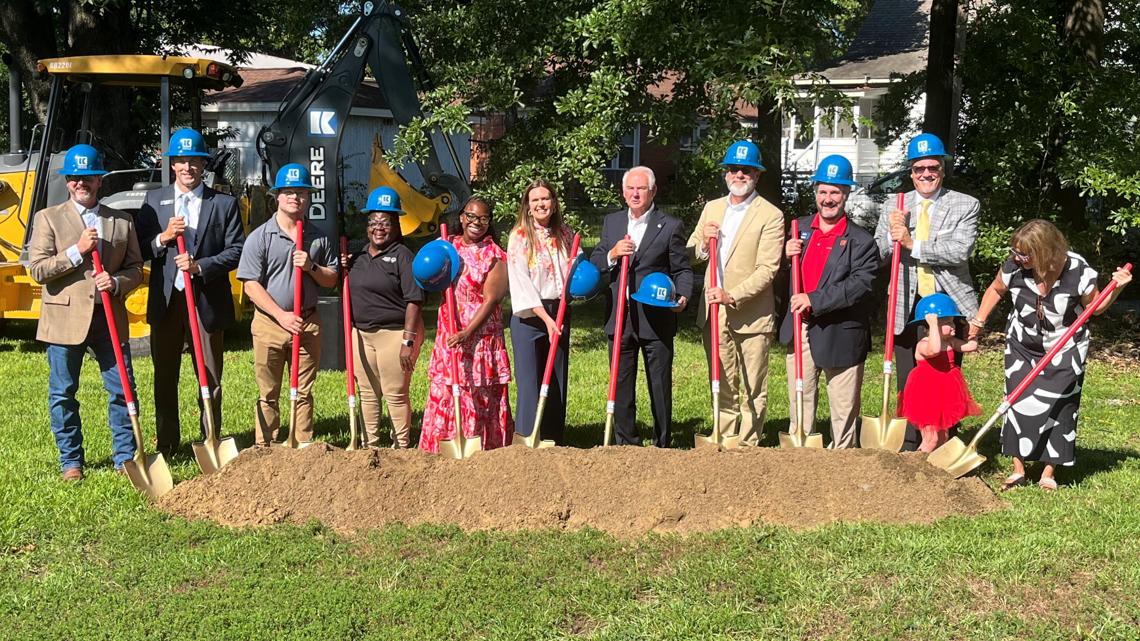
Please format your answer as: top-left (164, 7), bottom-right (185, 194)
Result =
top-left (874, 188), bottom-right (980, 334)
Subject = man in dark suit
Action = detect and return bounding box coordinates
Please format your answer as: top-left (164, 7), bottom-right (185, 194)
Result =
top-left (780, 155), bottom-right (878, 448)
top-left (590, 166), bottom-right (693, 447)
top-left (137, 128), bottom-right (245, 456)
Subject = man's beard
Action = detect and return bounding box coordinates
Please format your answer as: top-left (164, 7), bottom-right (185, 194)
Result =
top-left (726, 176), bottom-right (756, 198)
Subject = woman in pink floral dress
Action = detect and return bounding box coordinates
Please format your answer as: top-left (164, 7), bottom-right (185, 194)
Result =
top-left (419, 197), bottom-right (513, 453)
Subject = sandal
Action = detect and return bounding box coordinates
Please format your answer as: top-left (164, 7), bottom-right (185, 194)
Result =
top-left (1038, 477), bottom-right (1058, 491)
top-left (1001, 474), bottom-right (1027, 491)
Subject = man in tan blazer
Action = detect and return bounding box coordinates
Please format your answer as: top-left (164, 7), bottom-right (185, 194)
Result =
top-left (687, 140), bottom-right (784, 445)
top-left (27, 144), bottom-right (144, 481)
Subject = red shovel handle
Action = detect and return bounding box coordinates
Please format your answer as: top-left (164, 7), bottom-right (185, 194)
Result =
top-left (606, 235), bottom-right (632, 404)
top-left (791, 219), bottom-right (804, 379)
top-left (91, 250), bottom-right (137, 409)
top-left (708, 236), bottom-right (720, 384)
top-left (175, 236), bottom-right (211, 390)
top-left (341, 236), bottom-right (356, 397)
top-left (1005, 263), bottom-right (1132, 405)
top-left (540, 233), bottom-right (580, 387)
top-left (884, 192), bottom-right (906, 360)
top-left (290, 222), bottom-right (304, 391)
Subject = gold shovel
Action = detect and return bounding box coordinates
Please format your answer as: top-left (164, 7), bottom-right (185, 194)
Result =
top-left (436, 224), bottom-right (481, 459)
top-left (514, 234), bottom-right (581, 449)
top-left (779, 220), bottom-right (824, 449)
top-left (860, 192), bottom-right (908, 451)
top-left (92, 250), bottom-right (174, 498)
top-left (174, 237), bottom-right (239, 474)
top-left (695, 236), bottom-right (742, 450)
top-left (928, 262), bottom-right (1132, 478)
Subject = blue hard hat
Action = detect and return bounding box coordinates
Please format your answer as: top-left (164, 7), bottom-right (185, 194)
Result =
top-left (273, 163), bottom-right (313, 191)
top-left (164, 128), bottom-right (210, 157)
top-left (59, 144), bottom-right (106, 176)
top-left (909, 292), bottom-right (963, 325)
top-left (906, 133), bottom-right (947, 161)
top-left (362, 186), bottom-right (402, 214)
top-left (811, 154), bottom-right (858, 186)
top-left (412, 239), bottom-right (462, 292)
top-left (720, 140), bottom-right (766, 171)
top-left (568, 256), bottom-right (603, 299)
top-left (630, 272), bottom-right (681, 308)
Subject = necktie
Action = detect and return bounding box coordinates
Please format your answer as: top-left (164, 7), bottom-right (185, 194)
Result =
top-left (174, 195), bottom-right (191, 291)
top-left (915, 199), bottom-right (935, 297)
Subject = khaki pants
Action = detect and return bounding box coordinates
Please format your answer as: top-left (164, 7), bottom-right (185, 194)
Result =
top-left (705, 327), bottom-right (773, 446)
top-left (251, 310), bottom-right (321, 446)
top-left (353, 327), bottom-right (419, 448)
top-left (785, 324), bottom-right (864, 449)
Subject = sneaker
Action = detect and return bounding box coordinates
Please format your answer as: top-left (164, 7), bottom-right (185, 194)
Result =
top-left (62, 467), bottom-right (84, 482)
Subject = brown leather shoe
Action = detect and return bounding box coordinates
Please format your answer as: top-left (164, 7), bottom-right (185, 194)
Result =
top-left (62, 467), bottom-right (84, 482)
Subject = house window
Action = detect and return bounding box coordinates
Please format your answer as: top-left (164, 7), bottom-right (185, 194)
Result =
top-left (603, 126), bottom-right (640, 189)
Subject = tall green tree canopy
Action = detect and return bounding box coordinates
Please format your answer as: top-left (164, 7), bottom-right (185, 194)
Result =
top-left (398, 0), bottom-right (869, 216)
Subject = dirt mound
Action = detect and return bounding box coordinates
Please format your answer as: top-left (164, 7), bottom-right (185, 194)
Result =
top-left (158, 444), bottom-right (1004, 537)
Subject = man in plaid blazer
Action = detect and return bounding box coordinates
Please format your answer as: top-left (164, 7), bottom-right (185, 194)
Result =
top-left (874, 132), bottom-right (980, 451)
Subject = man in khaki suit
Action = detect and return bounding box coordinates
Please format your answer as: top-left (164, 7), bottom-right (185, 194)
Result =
top-left (687, 140), bottom-right (784, 445)
top-left (27, 144), bottom-right (144, 480)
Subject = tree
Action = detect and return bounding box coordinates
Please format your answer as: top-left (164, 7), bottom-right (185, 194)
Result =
top-left (394, 0), bottom-right (871, 219)
top-left (956, 0), bottom-right (1140, 266)
top-left (922, 0), bottom-right (960, 148)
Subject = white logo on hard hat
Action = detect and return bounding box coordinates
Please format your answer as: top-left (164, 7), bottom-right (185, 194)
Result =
top-left (734, 145), bottom-right (749, 160)
top-left (286, 168), bottom-right (301, 181)
top-left (653, 285), bottom-right (668, 300)
top-left (917, 140), bottom-right (930, 153)
top-left (380, 195), bottom-right (392, 206)
top-left (75, 156), bottom-right (89, 169)
top-left (827, 164), bottom-right (839, 178)
top-left (180, 138), bottom-right (193, 150)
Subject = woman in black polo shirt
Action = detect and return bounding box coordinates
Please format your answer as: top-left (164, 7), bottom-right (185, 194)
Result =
top-left (346, 187), bottom-right (424, 448)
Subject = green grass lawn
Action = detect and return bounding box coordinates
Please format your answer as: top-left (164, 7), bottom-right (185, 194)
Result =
top-left (2, 300), bottom-right (1140, 640)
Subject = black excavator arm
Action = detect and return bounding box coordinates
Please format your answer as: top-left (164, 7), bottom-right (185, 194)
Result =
top-left (256, 0), bottom-right (470, 239)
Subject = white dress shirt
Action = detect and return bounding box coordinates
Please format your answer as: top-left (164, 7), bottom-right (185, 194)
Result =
top-left (718, 191), bottom-right (757, 272)
top-left (65, 199), bottom-right (116, 299)
top-left (607, 205), bottom-right (654, 267)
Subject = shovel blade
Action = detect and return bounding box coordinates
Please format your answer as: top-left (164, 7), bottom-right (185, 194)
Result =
top-left (778, 430), bottom-right (825, 449)
top-left (926, 437), bottom-right (986, 479)
top-left (859, 415), bottom-right (908, 452)
top-left (440, 436), bottom-right (482, 460)
top-left (192, 436), bottom-right (240, 475)
top-left (511, 431), bottom-right (555, 449)
top-left (123, 453), bottom-right (174, 499)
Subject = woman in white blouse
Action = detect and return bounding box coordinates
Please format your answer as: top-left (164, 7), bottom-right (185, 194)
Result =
top-left (507, 179), bottom-right (578, 444)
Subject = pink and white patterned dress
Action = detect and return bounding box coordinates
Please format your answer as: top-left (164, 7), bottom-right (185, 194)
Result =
top-left (419, 235), bottom-right (514, 453)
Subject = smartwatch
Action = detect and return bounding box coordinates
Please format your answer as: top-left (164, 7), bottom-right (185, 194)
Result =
top-left (309, 262), bottom-right (318, 273)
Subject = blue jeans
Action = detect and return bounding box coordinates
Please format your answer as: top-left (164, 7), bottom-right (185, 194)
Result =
top-left (46, 311), bottom-right (137, 471)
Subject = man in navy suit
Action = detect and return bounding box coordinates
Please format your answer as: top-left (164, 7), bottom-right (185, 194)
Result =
top-left (590, 166), bottom-right (693, 447)
top-left (780, 155), bottom-right (878, 448)
top-left (137, 129), bottom-right (245, 456)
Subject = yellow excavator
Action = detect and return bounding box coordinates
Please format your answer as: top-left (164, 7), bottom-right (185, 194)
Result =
top-left (0, 54), bottom-right (246, 339)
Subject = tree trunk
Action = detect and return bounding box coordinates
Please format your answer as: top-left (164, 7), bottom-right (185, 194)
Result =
top-left (755, 97), bottom-right (784, 207)
top-left (922, 0), bottom-right (959, 150)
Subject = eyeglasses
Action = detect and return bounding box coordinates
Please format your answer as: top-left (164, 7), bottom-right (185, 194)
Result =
top-left (911, 164), bottom-right (942, 175)
top-left (1009, 247), bottom-right (1030, 262)
top-left (367, 219), bottom-right (394, 230)
top-left (462, 212), bottom-right (491, 225)
top-left (725, 165), bottom-right (756, 175)
top-left (65, 175), bottom-right (99, 183)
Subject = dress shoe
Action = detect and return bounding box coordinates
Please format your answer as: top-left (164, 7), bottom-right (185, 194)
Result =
top-left (62, 467), bottom-right (84, 482)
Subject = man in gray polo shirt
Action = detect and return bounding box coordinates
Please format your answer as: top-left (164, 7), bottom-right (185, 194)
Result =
top-left (237, 163), bottom-right (338, 446)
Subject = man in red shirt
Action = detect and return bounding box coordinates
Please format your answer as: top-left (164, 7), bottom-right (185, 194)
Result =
top-left (780, 155), bottom-right (880, 448)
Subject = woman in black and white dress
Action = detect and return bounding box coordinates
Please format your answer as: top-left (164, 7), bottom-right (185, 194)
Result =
top-left (971, 220), bottom-right (1130, 490)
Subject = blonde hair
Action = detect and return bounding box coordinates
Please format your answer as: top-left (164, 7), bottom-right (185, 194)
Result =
top-left (513, 179), bottom-right (569, 263)
top-left (1011, 219), bottom-right (1069, 274)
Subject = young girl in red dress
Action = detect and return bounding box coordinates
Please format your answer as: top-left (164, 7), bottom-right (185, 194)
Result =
top-left (899, 293), bottom-right (982, 452)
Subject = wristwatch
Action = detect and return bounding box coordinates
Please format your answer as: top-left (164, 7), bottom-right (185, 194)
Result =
top-left (400, 338), bottom-right (414, 347)
top-left (309, 262), bottom-right (318, 273)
